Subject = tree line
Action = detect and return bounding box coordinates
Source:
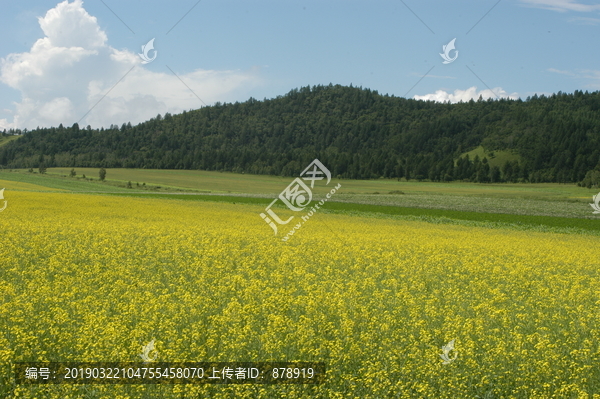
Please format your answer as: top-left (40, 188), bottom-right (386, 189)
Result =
top-left (1, 84), bottom-right (599, 186)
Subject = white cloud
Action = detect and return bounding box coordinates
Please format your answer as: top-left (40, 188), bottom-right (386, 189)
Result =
top-left (548, 68), bottom-right (600, 88)
top-left (547, 68), bottom-right (577, 76)
top-left (568, 16), bottom-right (600, 23)
top-left (413, 86), bottom-right (519, 103)
top-left (80, 67), bottom-right (261, 128)
top-left (519, 0), bottom-right (600, 12)
top-left (0, 0), bottom-right (261, 130)
top-left (39, 97), bottom-right (74, 122)
top-left (580, 70), bottom-right (600, 89)
top-left (39, 0), bottom-right (107, 48)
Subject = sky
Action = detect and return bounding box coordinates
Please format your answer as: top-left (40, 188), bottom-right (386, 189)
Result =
top-left (0, 0), bottom-right (598, 130)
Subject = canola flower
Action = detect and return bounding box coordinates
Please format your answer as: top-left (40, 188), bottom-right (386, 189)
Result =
top-left (0, 191), bottom-right (599, 398)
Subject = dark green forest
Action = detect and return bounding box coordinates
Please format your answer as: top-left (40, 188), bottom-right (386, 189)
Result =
top-left (1, 84), bottom-right (600, 186)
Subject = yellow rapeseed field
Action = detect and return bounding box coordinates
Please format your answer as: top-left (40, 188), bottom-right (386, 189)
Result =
top-left (1, 191), bottom-right (599, 398)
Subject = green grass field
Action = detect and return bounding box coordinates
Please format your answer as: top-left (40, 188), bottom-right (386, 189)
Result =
top-left (2, 167), bottom-right (593, 199)
top-left (459, 145), bottom-right (521, 168)
top-left (0, 135), bottom-right (19, 148)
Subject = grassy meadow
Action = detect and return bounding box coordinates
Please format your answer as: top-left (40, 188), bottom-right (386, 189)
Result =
top-left (0, 168), bottom-right (599, 398)
top-left (459, 145), bottom-right (522, 169)
top-left (1, 167), bottom-right (592, 199)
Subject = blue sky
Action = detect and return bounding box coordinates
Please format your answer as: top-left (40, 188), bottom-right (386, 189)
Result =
top-left (0, 0), bottom-right (598, 129)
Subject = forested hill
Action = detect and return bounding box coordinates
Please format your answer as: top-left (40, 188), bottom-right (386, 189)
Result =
top-left (1, 84), bottom-right (600, 185)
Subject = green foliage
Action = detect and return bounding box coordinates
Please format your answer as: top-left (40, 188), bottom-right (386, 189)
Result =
top-left (99, 168), bottom-right (106, 181)
top-left (69, 168), bottom-right (76, 177)
top-left (578, 169), bottom-right (600, 188)
top-left (0, 86), bottom-right (599, 185)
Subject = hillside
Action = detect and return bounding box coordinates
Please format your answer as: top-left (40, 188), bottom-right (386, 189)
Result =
top-left (0, 135), bottom-right (18, 148)
top-left (1, 85), bottom-right (599, 185)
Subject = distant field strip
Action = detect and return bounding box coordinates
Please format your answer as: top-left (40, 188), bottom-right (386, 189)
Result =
top-left (2, 168), bottom-right (593, 199)
top-left (1, 169), bottom-right (598, 233)
top-left (100, 192), bottom-right (600, 234)
top-left (333, 193), bottom-right (593, 219)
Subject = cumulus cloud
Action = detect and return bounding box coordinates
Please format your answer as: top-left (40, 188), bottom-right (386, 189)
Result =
top-left (0, 0), bottom-right (261, 130)
top-left (413, 86), bottom-right (519, 103)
